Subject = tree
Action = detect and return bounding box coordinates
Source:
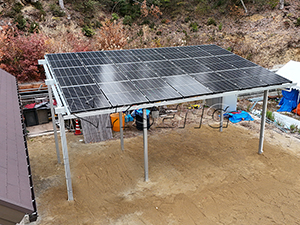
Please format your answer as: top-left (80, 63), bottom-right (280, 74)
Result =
top-left (59, 0), bottom-right (65, 10)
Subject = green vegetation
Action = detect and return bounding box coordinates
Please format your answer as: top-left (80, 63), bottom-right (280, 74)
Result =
top-left (32, 1), bottom-right (43, 10)
top-left (123, 15), bottom-right (132, 26)
top-left (29, 22), bottom-right (39, 33)
top-left (14, 14), bottom-right (27, 31)
top-left (290, 124), bottom-right (298, 133)
top-left (49, 3), bottom-right (65, 17)
top-left (296, 18), bottom-right (300, 27)
top-left (12, 2), bottom-right (23, 14)
top-left (111, 13), bottom-right (119, 21)
top-left (218, 22), bottom-right (223, 31)
top-left (82, 25), bottom-right (95, 37)
top-left (266, 110), bottom-right (275, 122)
top-left (189, 22), bottom-right (198, 32)
top-left (207, 17), bottom-right (217, 26)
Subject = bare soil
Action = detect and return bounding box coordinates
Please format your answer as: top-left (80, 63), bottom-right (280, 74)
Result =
top-left (28, 114), bottom-right (300, 224)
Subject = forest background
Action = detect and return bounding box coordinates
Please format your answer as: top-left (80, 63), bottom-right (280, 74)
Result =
top-left (0, 0), bottom-right (299, 82)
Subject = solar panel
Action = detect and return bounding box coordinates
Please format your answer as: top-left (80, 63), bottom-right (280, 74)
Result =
top-left (230, 60), bottom-right (257, 69)
top-left (201, 80), bottom-right (239, 93)
top-left (137, 54), bottom-right (165, 62)
top-left (177, 45), bottom-right (201, 53)
top-left (160, 52), bottom-right (190, 60)
top-left (99, 81), bottom-right (148, 106)
top-left (180, 64), bottom-right (212, 74)
top-left (206, 63), bottom-right (235, 71)
top-left (132, 78), bottom-right (182, 102)
top-left (45, 45), bottom-right (292, 114)
top-left (61, 84), bottom-right (111, 112)
top-left (163, 75), bottom-right (212, 97)
top-left (53, 67), bottom-right (93, 87)
top-left (184, 50), bottom-right (212, 58)
top-left (87, 65), bottom-right (128, 83)
top-left (199, 45), bottom-right (223, 51)
top-left (229, 77), bottom-right (267, 90)
top-left (206, 49), bottom-right (233, 56)
top-left (192, 72), bottom-right (225, 83)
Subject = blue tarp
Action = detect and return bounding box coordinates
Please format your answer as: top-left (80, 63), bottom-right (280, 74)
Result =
top-left (277, 89), bottom-right (299, 112)
top-left (131, 109), bottom-right (150, 118)
top-left (225, 111), bottom-right (254, 123)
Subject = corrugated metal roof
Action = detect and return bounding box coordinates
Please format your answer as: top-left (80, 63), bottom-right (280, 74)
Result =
top-left (0, 69), bottom-right (34, 213)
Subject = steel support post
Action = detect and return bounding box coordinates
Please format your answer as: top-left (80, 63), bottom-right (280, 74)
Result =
top-left (58, 113), bottom-right (74, 201)
top-left (119, 111), bottom-right (124, 151)
top-left (46, 80), bottom-right (61, 164)
top-left (143, 108), bottom-right (149, 181)
top-left (258, 90), bottom-right (268, 155)
top-left (220, 97), bottom-right (224, 132)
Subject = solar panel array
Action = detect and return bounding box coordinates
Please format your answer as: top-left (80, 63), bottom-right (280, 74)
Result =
top-left (45, 45), bottom-right (291, 113)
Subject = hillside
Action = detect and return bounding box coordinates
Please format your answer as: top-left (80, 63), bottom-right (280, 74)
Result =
top-left (0, 0), bottom-right (300, 81)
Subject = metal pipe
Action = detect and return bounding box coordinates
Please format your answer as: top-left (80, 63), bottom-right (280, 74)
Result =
top-left (119, 111), bottom-right (124, 151)
top-left (143, 108), bottom-right (149, 181)
top-left (46, 80), bottom-right (61, 164)
top-left (220, 97), bottom-right (224, 132)
top-left (258, 90), bottom-right (268, 154)
top-left (58, 113), bottom-right (74, 200)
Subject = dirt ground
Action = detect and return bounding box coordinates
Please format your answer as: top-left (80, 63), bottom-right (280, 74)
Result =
top-left (28, 114), bottom-right (300, 225)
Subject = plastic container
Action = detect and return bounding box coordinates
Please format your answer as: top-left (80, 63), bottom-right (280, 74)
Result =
top-left (110, 113), bottom-right (125, 132)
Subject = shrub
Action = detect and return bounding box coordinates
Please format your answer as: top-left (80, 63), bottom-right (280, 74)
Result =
top-left (266, 110), bottom-right (274, 121)
top-left (82, 25), bottom-right (95, 37)
top-left (14, 14), bottom-right (27, 31)
top-left (295, 17), bottom-right (300, 27)
top-left (50, 3), bottom-right (65, 17)
top-left (0, 27), bottom-right (48, 82)
top-left (290, 124), bottom-right (298, 133)
top-left (32, 1), bottom-right (43, 10)
top-left (123, 15), bottom-right (132, 26)
top-left (12, 2), bottom-right (23, 13)
top-left (29, 22), bottom-right (39, 33)
top-left (207, 17), bottom-right (217, 26)
top-left (111, 13), bottom-right (119, 21)
top-left (94, 20), bottom-right (127, 50)
top-left (218, 22), bottom-right (223, 30)
top-left (189, 22), bottom-right (198, 32)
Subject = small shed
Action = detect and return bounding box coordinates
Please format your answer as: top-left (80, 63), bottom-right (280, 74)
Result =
top-left (0, 69), bottom-right (37, 225)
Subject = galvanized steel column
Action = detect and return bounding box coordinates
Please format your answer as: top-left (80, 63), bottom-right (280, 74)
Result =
top-left (258, 90), bottom-right (268, 154)
top-left (45, 79), bottom-right (61, 164)
top-left (119, 111), bottom-right (124, 151)
top-left (58, 112), bottom-right (74, 201)
top-left (220, 97), bottom-right (224, 132)
top-left (143, 108), bottom-right (149, 181)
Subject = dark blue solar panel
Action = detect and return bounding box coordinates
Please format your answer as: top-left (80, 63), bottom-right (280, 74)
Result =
top-left (184, 50), bottom-right (212, 58)
top-left (177, 45), bottom-right (201, 53)
top-left (99, 81), bottom-right (148, 106)
top-left (180, 64), bottom-right (212, 74)
top-left (132, 78), bottom-right (182, 101)
top-left (199, 45), bottom-right (223, 51)
top-left (202, 80), bottom-right (239, 93)
top-left (45, 45), bottom-right (292, 113)
top-left (192, 72), bottom-right (225, 83)
top-left (229, 77), bottom-right (267, 90)
top-left (206, 49), bottom-right (233, 56)
top-left (163, 75), bottom-right (212, 97)
top-left (206, 63), bottom-right (235, 71)
top-left (61, 84), bottom-right (111, 112)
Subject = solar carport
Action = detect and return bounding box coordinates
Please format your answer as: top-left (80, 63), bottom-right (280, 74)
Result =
top-left (39, 45), bottom-right (294, 201)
